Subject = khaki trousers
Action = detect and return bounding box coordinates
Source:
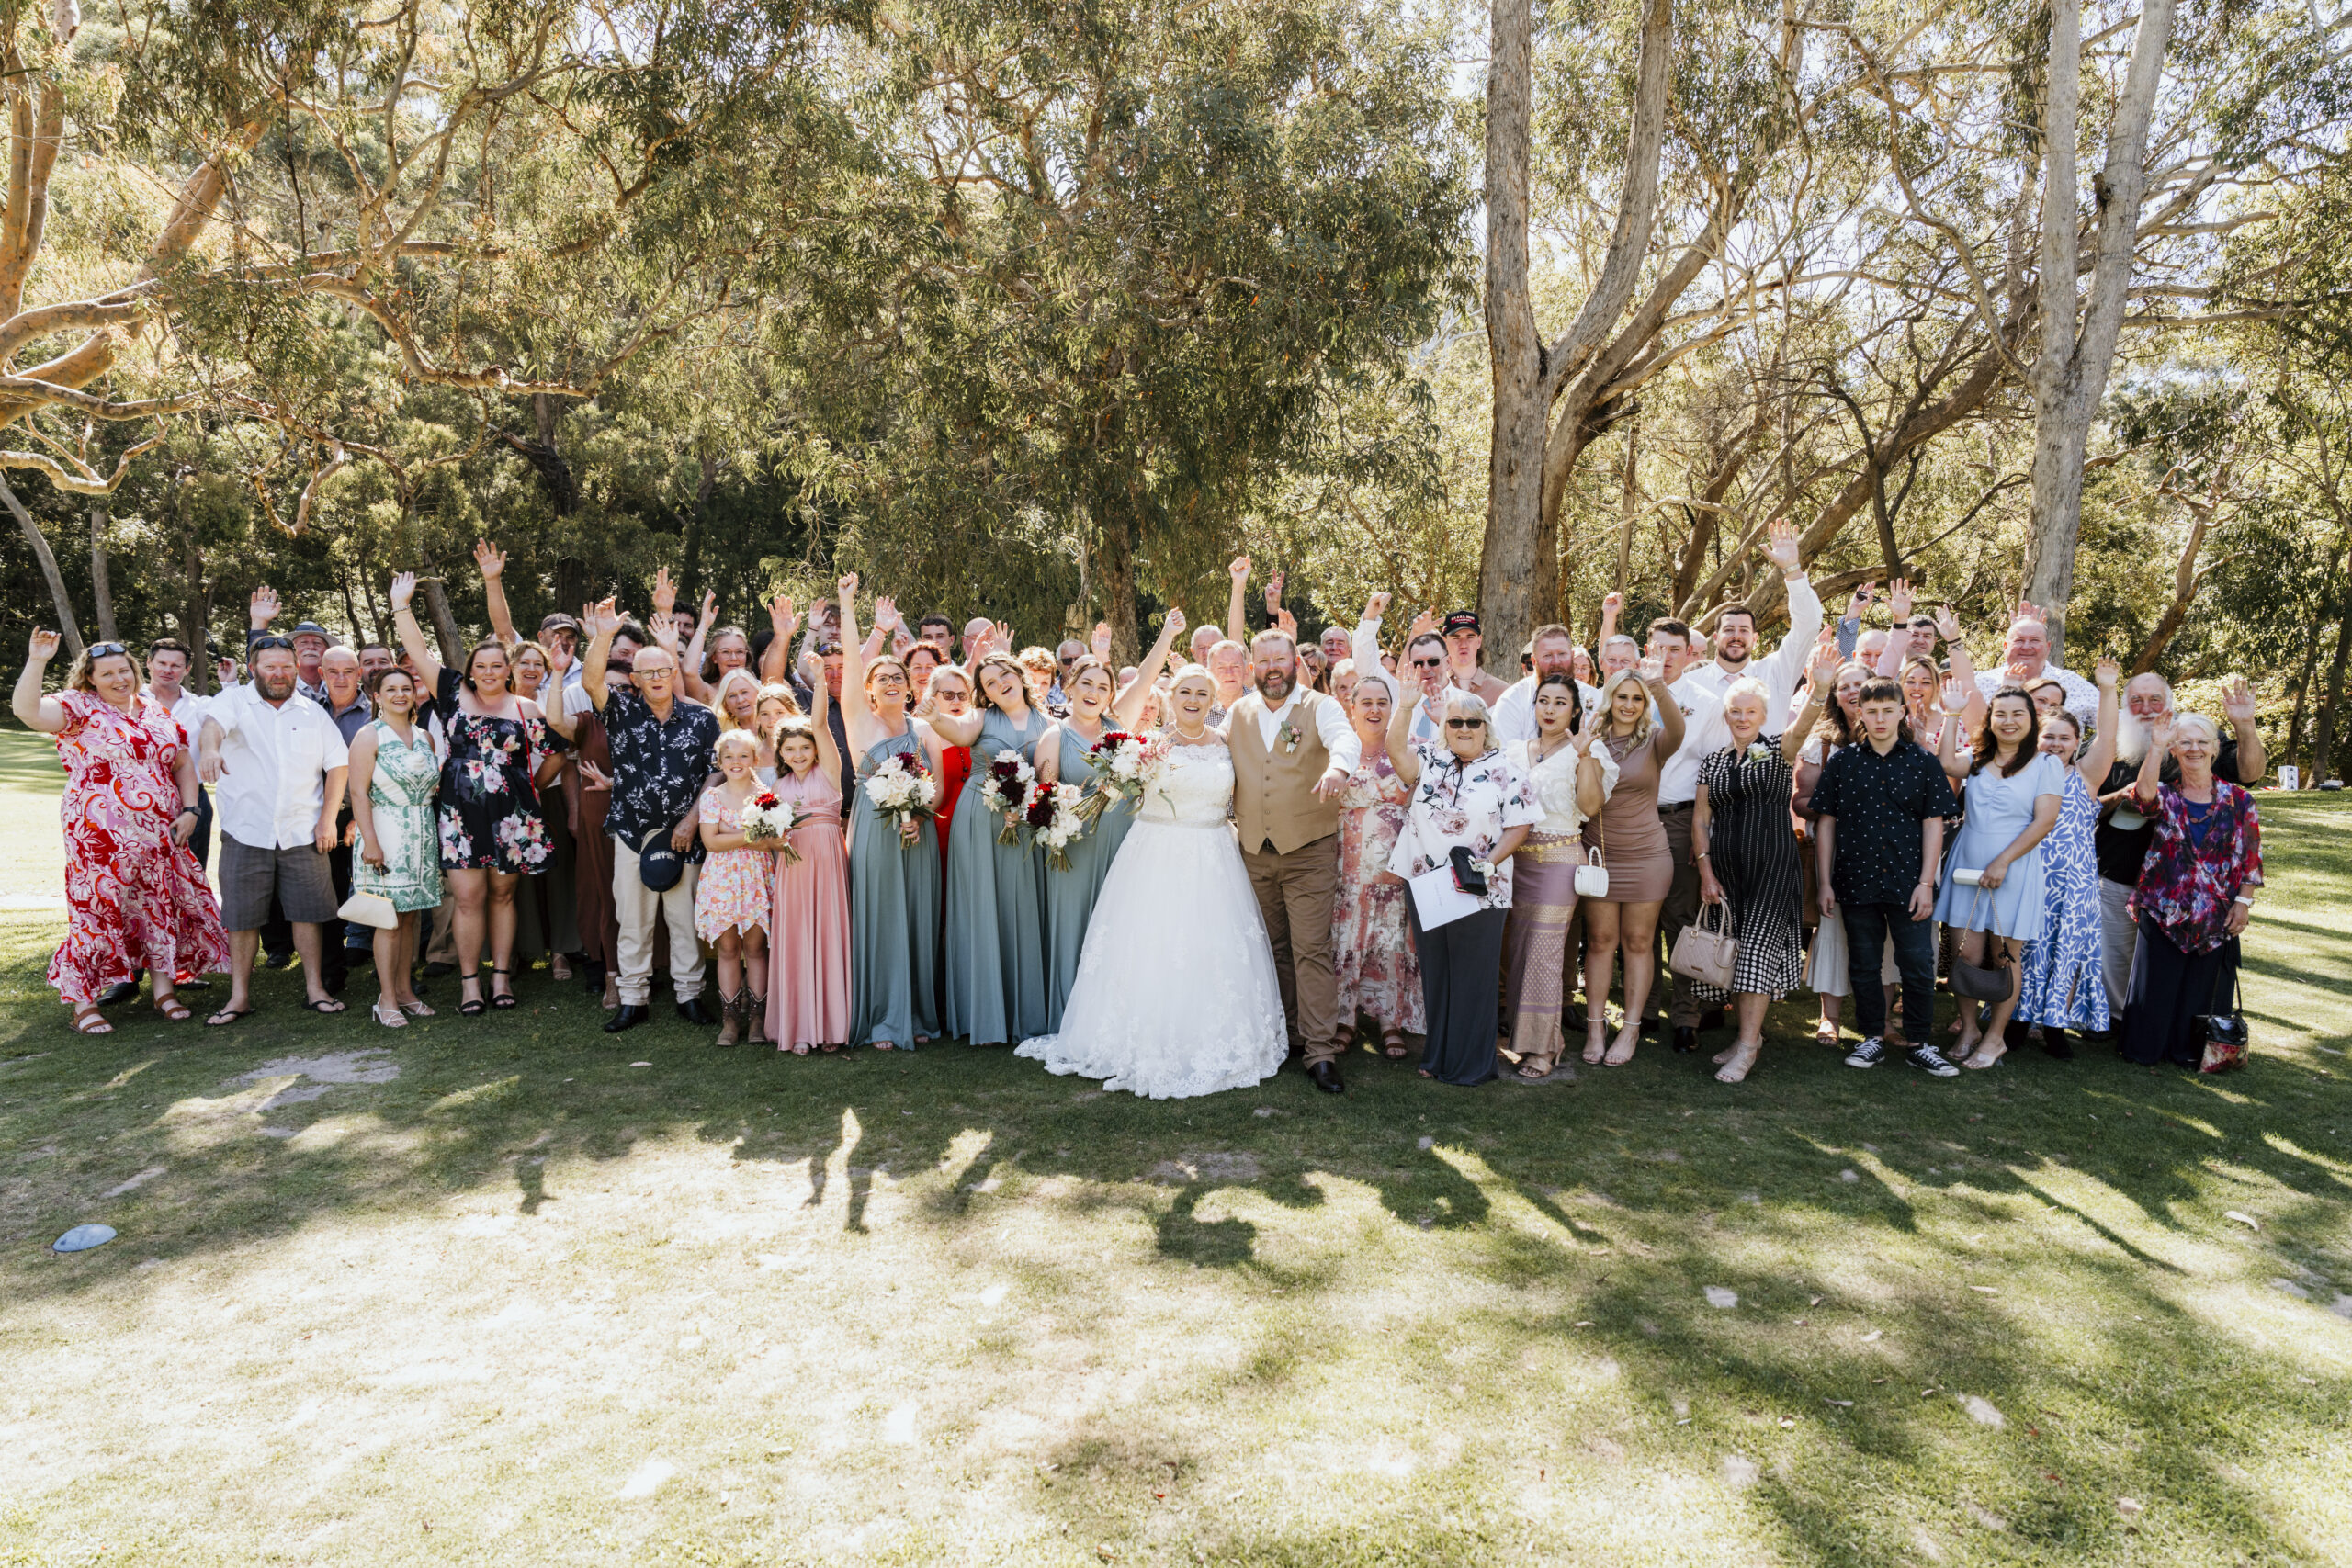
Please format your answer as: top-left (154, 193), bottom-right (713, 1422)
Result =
top-left (1243, 834), bottom-right (1341, 1065)
top-left (612, 836), bottom-right (705, 1005)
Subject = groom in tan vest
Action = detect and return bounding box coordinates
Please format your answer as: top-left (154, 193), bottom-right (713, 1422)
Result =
top-left (1223, 629), bottom-right (1363, 1093)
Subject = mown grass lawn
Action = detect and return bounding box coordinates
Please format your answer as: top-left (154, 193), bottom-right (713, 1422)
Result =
top-left (1, 726), bottom-right (2347, 1566)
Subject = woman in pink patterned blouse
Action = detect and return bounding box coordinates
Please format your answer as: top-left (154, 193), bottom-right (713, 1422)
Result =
top-left (13, 631), bottom-right (228, 1033)
top-left (2120, 712), bottom-right (2261, 1067)
top-left (1332, 671), bottom-right (1423, 1059)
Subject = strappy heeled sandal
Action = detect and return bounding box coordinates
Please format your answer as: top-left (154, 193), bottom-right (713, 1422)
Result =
top-left (490, 966), bottom-right (518, 1009)
top-left (458, 973), bottom-right (486, 1016)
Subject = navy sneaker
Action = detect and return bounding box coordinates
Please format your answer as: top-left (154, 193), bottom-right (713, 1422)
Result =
top-left (1844, 1036), bottom-right (1888, 1069)
top-left (1907, 1043), bottom-right (1961, 1078)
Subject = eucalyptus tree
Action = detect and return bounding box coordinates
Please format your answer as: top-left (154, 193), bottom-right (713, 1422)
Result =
top-left (835, 0), bottom-right (1468, 656)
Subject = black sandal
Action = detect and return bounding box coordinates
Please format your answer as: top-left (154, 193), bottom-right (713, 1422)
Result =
top-left (458, 973), bottom-right (486, 1017)
top-left (490, 967), bottom-right (518, 1010)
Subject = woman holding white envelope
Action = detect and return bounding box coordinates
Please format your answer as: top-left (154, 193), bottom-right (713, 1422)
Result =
top-left (1386, 680), bottom-right (1542, 1088)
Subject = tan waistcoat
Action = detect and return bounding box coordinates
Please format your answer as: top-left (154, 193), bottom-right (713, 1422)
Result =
top-left (1227, 689), bottom-right (1340, 855)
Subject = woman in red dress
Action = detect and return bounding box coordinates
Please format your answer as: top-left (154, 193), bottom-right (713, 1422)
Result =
top-left (13, 631), bottom-right (229, 1033)
top-left (918, 664), bottom-right (976, 876)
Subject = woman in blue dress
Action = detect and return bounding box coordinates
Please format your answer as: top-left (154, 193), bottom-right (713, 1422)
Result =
top-left (1935, 684), bottom-right (2065, 1069)
top-left (1035, 614), bottom-right (1190, 1032)
top-left (930, 648), bottom-right (1052, 1043)
top-left (2013, 657), bottom-right (2121, 1057)
top-left (834, 581), bottom-right (945, 1050)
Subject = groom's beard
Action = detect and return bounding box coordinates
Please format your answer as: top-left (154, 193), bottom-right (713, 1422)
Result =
top-left (1254, 668), bottom-right (1293, 704)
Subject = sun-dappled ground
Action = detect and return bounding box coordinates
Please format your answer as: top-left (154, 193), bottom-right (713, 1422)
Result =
top-left (2, 726), bottom-right (2347, 1566)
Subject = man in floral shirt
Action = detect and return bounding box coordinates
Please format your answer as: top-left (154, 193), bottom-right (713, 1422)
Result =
top-left (582, 599), bottom-right (721, 1034)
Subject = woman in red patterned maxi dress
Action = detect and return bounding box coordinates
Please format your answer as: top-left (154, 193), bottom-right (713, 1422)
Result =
top-left (13, 632), bottom-right (228, 1032)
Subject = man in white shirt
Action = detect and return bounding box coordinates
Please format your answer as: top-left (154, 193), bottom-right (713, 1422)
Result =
top-left (141, 637), bottom-right (214, 870)
top-left (198, 638), bottom-right (351, 1024)
top-left (1222, 629), bottom-right (1361, 1091)
top-left (1495, 624), bottom-right (1602, 745)
top-left (1652, 520), bottom-right (1822, 1050)
top-left (1973, 608), bottom-right (2098, 727)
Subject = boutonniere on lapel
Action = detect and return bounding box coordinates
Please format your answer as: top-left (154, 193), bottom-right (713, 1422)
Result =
top-left (1277, 719), bottom-right (1303, 755)
top-left (1744, 740), bottom-right (1771, 764)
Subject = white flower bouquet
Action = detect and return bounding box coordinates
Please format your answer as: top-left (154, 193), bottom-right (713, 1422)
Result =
top-left (1075, 728), bottom-right (1150, 824)
top-left (865, 752), bottom-right (939, 837)
top-left (1023, 780), bottom-right (1088, 871)
top-left (741, 788), bottom-right (805, 864)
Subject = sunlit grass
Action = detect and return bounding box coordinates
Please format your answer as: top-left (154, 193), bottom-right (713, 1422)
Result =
top-left (1, 728), bottom-right (2347, 1565)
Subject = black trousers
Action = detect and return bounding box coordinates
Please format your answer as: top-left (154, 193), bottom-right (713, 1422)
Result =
top-left (1839, 900), bottom-right (1937, 1043)
top-left (1408, 903), bottom-right (1506, 1087)
top-left (2121, 913), bottom-right (2232, 1066)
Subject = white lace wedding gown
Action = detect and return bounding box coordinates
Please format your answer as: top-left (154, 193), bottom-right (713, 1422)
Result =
top-left (1015, 742), bottom-right (1289, 1099)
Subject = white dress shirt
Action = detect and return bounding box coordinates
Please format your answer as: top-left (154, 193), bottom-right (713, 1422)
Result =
top-left (1656, 575), bottom-right (1824, 806)
top-left (1977, 662), bottom-right (2098, 728)
top-left (1249, 686), bottom-right (1362, 773)
top-left (141, 685), bottom-right (209, 747)
top-left (203, 682), bottom-right (350, 849)
top-left (1511, 737), bottom-right (1620, 836)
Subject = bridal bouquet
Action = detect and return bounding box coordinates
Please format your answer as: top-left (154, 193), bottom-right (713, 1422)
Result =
top-left (865, 751), bottom-right (938, 837)
top-left (741, 789), bottom-right (805, 864)
top-left (980, 749), bottom-right (1035, 844)
top-left (1075, 728), bottom-right (1149, 824)
top-left (1023, 780), bottom-right (1087, 870)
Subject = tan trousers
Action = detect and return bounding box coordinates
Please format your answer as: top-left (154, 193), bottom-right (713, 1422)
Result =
top-left (611, 836), bottom-right (705, 1005)
top-left (1243, 834), bottom-right (1341, 1065)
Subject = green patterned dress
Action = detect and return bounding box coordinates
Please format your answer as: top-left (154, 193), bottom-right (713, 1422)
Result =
top-left (356, 719), bottom-right (444, 913)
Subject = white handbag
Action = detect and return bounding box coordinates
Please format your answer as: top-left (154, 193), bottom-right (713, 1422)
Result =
top-left (337, 888), bottom-right (398, 930)
top-left (1574, 811), bottom-right (1610, 897)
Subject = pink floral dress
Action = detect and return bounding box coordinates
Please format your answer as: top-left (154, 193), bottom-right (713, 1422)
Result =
top-left (694, 786), bottom-right (775, 942)
top-left (47, 691), bottom-right (230, 1004)
top-left (1333, 750), bottom-right (1425, 1032)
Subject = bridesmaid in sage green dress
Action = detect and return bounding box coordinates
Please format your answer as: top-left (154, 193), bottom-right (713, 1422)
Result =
top-left (1036, 612), bottom-right (1190, 1032)
top-left (833, 581), bottom-right (944, 1049)
top-left (931, 646), bottom-right (1052, 1044)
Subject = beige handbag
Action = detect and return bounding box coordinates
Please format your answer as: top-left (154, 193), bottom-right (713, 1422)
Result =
top-left (1670, 901), bottom-right (1738, 989)
top-left (337, 887), bottom-right (398, 930)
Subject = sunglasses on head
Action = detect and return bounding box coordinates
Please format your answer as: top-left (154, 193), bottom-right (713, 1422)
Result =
top-left (86, 641), bottom-right (129, 660)
top-left (250, 636), bottom-right (295, 652)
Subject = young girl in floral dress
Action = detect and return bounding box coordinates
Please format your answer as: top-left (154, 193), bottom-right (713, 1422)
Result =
top-left (696, 730), bottom-right (778, 1046)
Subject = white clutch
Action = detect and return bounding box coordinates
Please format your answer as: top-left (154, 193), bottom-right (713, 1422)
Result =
top-left (337, 888), bottom-right (398, 930)
top-left (1574, 847), bottom-right (1610, 898)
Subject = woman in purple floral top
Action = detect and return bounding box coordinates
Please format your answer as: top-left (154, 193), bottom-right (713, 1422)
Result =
top-left (2120, 712), bottom-right (2261, 1066)
top-left (1385, 679), bottom-right (1541, 1088)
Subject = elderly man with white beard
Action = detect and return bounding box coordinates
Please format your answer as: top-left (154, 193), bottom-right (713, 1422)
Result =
top-left (2091, 671), bottom-right (2266, 1022)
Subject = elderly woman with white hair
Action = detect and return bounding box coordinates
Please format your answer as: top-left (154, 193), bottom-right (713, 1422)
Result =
top-left (1690, 674), bottom-right (1818, 1082)
top-left (2120, 711), bottom-right (2262, 1067)
top-left (1386, 672), bottom-right (1541, 1087)
top-left (1332, 667), bottom-right (1423, 1059)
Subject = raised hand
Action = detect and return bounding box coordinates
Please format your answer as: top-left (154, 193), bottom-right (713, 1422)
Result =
top-left (874, 595), bottom-right (902, 633)
top-left (1364, 591), bottom-right (1391, 623)
top-left (215, 655), bottom-right (239, 686)
top-left (1934, 604), bottom-right (1963, 644)
top-left (1847, 582), bottom-right (1875, 615)
top-left (1808, 637), bottom-right (1841, 687)
top-left (390, 571), bottom-right (417, 612)
top-left (1887, 577), bottom-right (1913, 620)
top-left (991, 619), bottom-right (1012, 649)
top-left (1408, 608), bottom-right (1439, 641)
top-left (650, 567), bottom-right (677, 616)
top-left (26, 628), bottom-right (60, 661)
top-left (768, 594), bottom-right (799, 645)
top-left (1941, 676), bottom-right (1970, 715)
top-left (836, 572), bottom-right (859, 606)
top-left (2150, 716), bottom-right (2176, 755)
top-left (249, 583), bottom-right (280, 628)
top-left (1764, 518), bottom-right (1802, 573)
top-left (697, 588), bottom-right (718, 628)
top-left (1636, 653), bottom-right (1665, 683)
top-left (1264, 570), bottom-right (1286, 609)
top-left (1091, 621), bottom-right (1113, 660)
top-left (1227, 555), bottom-right (1251, 584)
top-left (2221, 673), bottom-right (2256, 726)
top-left (577, 758), bottom-right (612, 792)
top-left (2095, 654), bottom-right (2121, 694)
top-left (1275, 607), bottom-right (1298, 639)
top-left (472, 538), bottom-right (506, 581)
top-left (1163, 607), bottom-right (1187, 639)
top-left (545, 635), bottom-right (574, 675)
top-left (588, 597), bottom-right (622, 638)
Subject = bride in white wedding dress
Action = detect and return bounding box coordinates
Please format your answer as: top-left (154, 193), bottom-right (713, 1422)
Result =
top-left (1016, 667), bottom-right (1288, 1099)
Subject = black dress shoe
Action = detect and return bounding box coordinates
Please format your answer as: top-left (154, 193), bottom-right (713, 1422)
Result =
top-left (1307, 1061), bottom-right (1345, 1095)
top-left (1700, 1009), bottom-right (1725, 1032)
top-left (604, 1003), bottom-right (649, 1034)
top-left (676, 997), bottom-right (717, 1027)
top-left (97, 979), bottom-right (140, 1007)
top-left (1640, 1016), bottom-right (1661, 1036)
top-left (424, 960), bottom-right (456, 978)
top-left (1672, 1026), bottom-right (1699, 1053)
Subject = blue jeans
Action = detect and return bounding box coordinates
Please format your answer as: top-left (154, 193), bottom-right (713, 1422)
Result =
top-left (1839, 900), bottom-right (1937, 1042)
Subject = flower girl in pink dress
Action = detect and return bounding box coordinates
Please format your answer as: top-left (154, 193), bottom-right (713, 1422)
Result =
top-left (765, 693), bottom-right (852, 1053)
top-left (696, 731), bottom-right (779, 1045)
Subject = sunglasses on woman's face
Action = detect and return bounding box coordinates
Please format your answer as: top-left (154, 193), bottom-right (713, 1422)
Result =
top-left (1444, 717), bottom-right (1486, 731)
